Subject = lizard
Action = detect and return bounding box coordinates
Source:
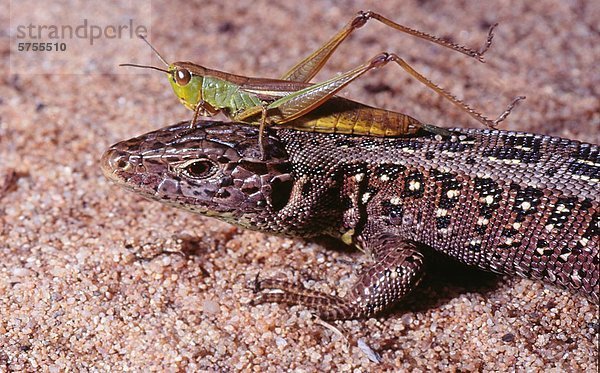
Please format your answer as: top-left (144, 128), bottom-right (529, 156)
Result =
top-left (101, 120), bottom-right (599, 320)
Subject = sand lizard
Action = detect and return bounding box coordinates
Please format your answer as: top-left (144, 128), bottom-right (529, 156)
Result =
top-left (102, 120), bottom-right (599, 320)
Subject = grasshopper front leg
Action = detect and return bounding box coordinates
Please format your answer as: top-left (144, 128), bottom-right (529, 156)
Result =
top-left (281, 10), bottom-right (497, 83)
top-left (190, 100), bottom-right (220, 128)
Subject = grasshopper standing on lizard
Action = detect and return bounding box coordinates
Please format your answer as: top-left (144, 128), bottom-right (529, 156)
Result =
top-left (122, 11), bottom-right (525, 155)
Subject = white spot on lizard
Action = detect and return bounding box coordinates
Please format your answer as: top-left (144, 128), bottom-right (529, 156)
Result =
top-left (408, 180), bottom-right (421, 191)
top-left (520, 201), bottom-right (532, 211)
top-left (483, 195), bottom-right (494, 205)
top-left (446, 190), bottom-right (459, 198)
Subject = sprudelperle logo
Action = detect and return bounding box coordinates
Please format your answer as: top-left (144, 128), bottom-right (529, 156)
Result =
top-left (15, 19), bottom-right (149, 46)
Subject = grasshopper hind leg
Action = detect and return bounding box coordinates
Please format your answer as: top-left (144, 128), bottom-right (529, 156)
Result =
top-left (281, 10), bottom-right (499, 83)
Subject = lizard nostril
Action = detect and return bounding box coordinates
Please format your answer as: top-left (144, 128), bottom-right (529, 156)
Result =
top-left (116, 159), bottom-right (128, 169)
top-left (101, 148), bottom-right (133, 179)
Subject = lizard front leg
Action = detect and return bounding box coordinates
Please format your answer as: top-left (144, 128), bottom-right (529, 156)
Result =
top-left (253, 237), bottom-right (425, 320)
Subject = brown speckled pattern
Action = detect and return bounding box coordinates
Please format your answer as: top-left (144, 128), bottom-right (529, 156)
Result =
top-left (102, 121), bottom-right (598, 320)
top-left (1, 0), bottom-right (598, 370)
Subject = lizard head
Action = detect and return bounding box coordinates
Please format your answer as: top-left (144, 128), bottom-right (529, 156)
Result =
top-left (101, 120), bottom-right (294, 229)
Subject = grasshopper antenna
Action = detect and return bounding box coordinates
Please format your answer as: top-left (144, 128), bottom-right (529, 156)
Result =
top-left (118, 63), bottom-right (169, 73)
top-left (137, 34), bottom-right (170, 66)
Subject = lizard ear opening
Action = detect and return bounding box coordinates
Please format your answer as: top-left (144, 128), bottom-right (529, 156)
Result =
top-left (269, 175), bottom-right (293, 211)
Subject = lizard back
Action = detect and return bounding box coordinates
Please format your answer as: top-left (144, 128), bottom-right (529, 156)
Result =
top-left (277, 127), bottom-right (598, 300)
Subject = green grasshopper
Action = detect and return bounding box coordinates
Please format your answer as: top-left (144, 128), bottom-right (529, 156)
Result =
top-left (122, 11), bottom-right (524, 155)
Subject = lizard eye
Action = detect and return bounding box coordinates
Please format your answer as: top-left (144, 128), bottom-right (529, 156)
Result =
top-left (178, 159), bottom-right (216, 179)
top-left (174, 68), bottom-right (191, 86)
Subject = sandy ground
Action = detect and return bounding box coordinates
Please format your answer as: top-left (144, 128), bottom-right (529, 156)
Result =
top-left (1, 0), bottom-right (598, 371)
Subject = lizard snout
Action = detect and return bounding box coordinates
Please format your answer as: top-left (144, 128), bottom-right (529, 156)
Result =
top-left (101, 147), bottom-right (134, 180)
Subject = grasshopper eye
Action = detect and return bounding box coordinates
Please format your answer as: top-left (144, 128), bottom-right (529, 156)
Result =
top-left (174, 68), bottom-right (191, 86)
top-left (179, 159), bottom-right (217, 179)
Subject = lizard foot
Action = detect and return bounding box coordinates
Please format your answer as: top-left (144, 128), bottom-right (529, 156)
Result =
top-left (252, 240), bottom-right (425, 320)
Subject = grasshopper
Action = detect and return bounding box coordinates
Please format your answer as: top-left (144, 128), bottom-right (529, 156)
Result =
top-left (122, 11), bottom-right (524, 156)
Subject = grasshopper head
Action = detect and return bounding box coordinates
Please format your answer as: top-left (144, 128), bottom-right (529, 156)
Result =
top-left (124, 35), bottom-right (204, 112)
top-left (168, 62), bottom-right (203, 111)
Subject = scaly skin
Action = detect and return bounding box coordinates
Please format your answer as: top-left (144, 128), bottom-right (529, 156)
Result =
top-left (102, 120), bottom-right (599, 320)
